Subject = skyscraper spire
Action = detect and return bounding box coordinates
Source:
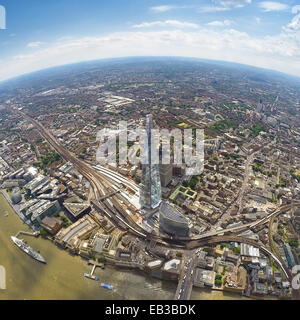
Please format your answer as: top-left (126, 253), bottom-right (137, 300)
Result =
top-left (139, 115), bottom-right (162, 209)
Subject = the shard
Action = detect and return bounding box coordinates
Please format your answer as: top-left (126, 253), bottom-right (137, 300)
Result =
top-left (139, 114), bottom-right (162, 209)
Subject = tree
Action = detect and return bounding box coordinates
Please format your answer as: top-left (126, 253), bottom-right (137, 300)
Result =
top-left (176, 252), bottom-right (183, 258)
top-left (215, 274), bottom-right (222, 281)
top-left (40, 228), bottom-right (48, 237)
top-left (182, 181), bottom-right (189, 188)
top-left (24, 194), bottom-right (31, 201)
top-left (189, 176), bottom-right (199, 190)
top-left (215, 279), bottom-right (222, 286)
top-left (288, 239), bottom-right (299, 248)
top-left (203, 247), bottom-right (211, 254)
top-left (233, 247), bottom-right (240, 255)
top-left (221, 266), bottom-right (227, 276)
top-left (220, 242), bottom-right (230, 249)
top-left (98, 257), bottom-right (106, 263)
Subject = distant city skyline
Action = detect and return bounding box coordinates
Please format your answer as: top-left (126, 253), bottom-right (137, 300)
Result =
top-left (0, 0), bottom-right (300, 81)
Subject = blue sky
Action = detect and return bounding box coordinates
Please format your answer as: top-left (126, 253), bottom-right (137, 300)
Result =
top-left (0, 0), bottom-right (300, 81)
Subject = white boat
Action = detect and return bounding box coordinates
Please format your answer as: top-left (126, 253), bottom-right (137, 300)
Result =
top-left (11, 236), bottom-right (46, 264)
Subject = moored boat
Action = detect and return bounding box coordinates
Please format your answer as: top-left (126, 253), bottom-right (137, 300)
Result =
top-left (11, 236), bottom-right (46, 264)
top-left (101, 282), bottom-right (114, 290)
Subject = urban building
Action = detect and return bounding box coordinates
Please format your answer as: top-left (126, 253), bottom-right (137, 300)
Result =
top-left (224, 252), bottom-right (239, 264)
top-left (252, 282), bottom-right (268, 295)
top-left (144, 259), bottom-right (164, 273)
top-left (11, 187), bottom-right (22, 204)
top-left (79, 232), bottom-right (110, 259)
top-left (159, 164), bottom-right (173, 188)
top-left (24, 175), bottom-right (48, 195)
top-left (194, 269), bottom-right (216, 288)
top-left (55, 215), bottom-right (98, 252)
top-left (30, 200), bottom-right (61, 226)
top-left (223, 266), bottom-right (247, 293)
top-left (161, 258), bottom-right (181, 280)
top-left (63, 202), bottom-right (91, 221)
top-left (159, 202), bottom-right (190, 237)
top-left (283, 243), bottom-right (296, 269)
top-left (20, 199), bottom-right (39, 215)
top-left (40, 216), bottom-right (63, 235)
top-left (139, 115), bottom-right (162, 210)
top-left (21, 199), bottom-right (61, 226)
top-left (240, 243), bottom-right (260, 257)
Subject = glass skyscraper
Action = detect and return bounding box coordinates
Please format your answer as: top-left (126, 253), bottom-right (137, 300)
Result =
top-left (140, 114), bottom-right (162, 209)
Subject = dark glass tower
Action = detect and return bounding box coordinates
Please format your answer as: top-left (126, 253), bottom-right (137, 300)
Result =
top-left (140, 115), bottom-right (162, 209)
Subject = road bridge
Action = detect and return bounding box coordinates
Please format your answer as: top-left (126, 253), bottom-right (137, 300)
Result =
top-left (98, 189), bottom-right (121, 201)
top-left (175, 253), bottom-right (197, 300)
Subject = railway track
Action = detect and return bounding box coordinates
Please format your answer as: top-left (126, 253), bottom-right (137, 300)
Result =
top-left (19, 110), bottom-right (296, 280)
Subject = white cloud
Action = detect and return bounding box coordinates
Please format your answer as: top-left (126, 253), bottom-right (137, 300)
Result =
top-left (199, 6), bottom-right (230, 12)
top-left (150, 1), bottom-right (251, 13)
top-left (292, 5), bottom-right (300, 14)
top-left (150, 5), bottom-right (192, 13)
top-left (27, 41), bottom-right (44, 48)
top-left (214, 0), bottom-right (252, 8)
top-left (150, 5), bottom-right (176, 13)
top-left (133, 20), bottom-right (199, 29)
top-left (284, 14), bottom-right (300, 31)
top-left (255, 17), bottom-right (261, 24)
top-left (207, 20), bottom-right (234, 27)
top-left (259, 2), bottom-right (289, 12)
top-left (200, 0), bottom-right (251, 12)
top-left (1, 25), bottom-right (300, 82)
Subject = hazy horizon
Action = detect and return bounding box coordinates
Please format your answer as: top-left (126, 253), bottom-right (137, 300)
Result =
top-left (1, 0), bottom-right (300, 81)
top-left (1, 56), bottom-right (300, 89)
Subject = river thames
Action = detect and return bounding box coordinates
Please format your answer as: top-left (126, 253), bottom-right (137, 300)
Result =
top-left (0, 194), bottom-right (245, 300)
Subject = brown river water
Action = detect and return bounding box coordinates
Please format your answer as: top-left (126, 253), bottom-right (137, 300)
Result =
top-left (0, 194), bottom-right (244, 300)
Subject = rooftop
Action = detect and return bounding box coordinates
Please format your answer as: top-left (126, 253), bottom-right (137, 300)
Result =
top-left (163, 258), bottom-right (181, 271)
top-left (160, 202), bottom-right (189, 224)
